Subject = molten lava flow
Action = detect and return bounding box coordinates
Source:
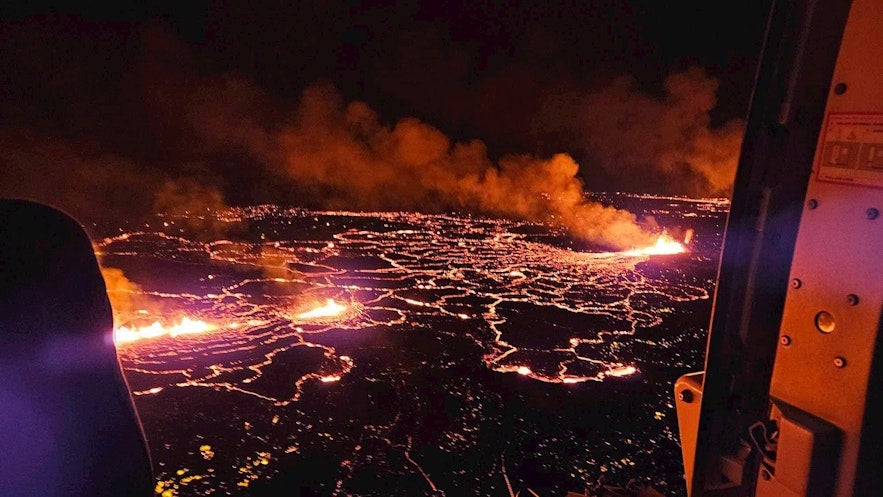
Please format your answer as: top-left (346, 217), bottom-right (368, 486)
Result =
top-left (297, 299), bottom-right (347, 320)
top-left (605, 365), bottom-right (638, 377)
top-left (115, 316), bottom-right (215, 345)
top-left (622, 233), bottom-right (687, 256)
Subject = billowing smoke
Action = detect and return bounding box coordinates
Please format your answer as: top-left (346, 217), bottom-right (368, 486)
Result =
top-left (0, 127), bottom-right (158, 226)
top-left (188, 81), bottom-right (658, 249)
top-left (153, 179), bottom-right (231, 240)
top-left (578, 67), bottom-right (743, 196)
top-left (100, 266), bottom-right (147, 316)
top-left (1, 21), bottom-right (733, 249)
top-left (0, 126), bottom-right (230, 238)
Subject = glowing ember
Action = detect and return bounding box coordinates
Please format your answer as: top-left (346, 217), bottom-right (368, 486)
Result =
top-left (115, 316), bottom-right (215, 345)
top-left (622, 233), bottom-right (687, 256)
top-left (297, 299), bottom-right (347, 319)
top-left (516, 366), bottom-right (532, 376)
top-left (319, 375), bottom-right (341, 383)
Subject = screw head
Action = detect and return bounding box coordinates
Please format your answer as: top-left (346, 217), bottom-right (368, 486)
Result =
top-left (761, 469), bottom-right (771, 481)
top-left (780, 335), bottom-right (792, 346)
top-left (678, 389), bottom-right (694, 403)
top-left (867, 208), bottom-right (879, 220)
top-left (834, 83), bottom-right (848, 95)
top-left (807, 199), bottom-right (819, 210)
top-left (834, 357), bottom-right (846, 368)
top-left (791, 278), bottom-right (802, 289)
top-left (847, 294), bottom-right (860, 306)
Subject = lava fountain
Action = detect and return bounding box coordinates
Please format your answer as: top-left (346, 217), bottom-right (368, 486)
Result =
top-left (297, 299), bottom-right (348, 320)
top-left (621, 232), bottom-right (688, 257)
top-left (114, 316), bottom-right (216, 345)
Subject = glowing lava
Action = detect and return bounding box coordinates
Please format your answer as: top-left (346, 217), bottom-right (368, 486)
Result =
top-left (115, 316), bottom-right (216, 345)
top-left (297, 299), bottom-right (348, 320)
top-left (605, 365), bottom-right (638, 377)
top-left (622, 233), bottom-right (687, 256)
top-left (100, 202), bottom-right (723, 493)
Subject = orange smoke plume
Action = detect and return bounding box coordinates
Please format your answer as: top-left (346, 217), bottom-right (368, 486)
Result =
top-left (579, 67), bottom-right (744, 196)
top-left (190, 81), bottom-right (658, 249)
top-left (153, 179), bottom-right (231, 240)
top-left (0, 127), bottom-right (230, 237)
top-left (101, 266), bottom-right (146, 316)
top-left (0, 127), bottom-right (159, 227)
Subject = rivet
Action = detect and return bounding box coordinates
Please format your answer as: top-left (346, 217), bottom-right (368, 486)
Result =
top-left (834, 357), bottom-right (846, 368)
top-left (847, 294), bottom-right (860, 306)
top-left (761, 469), bottom-right (771, 480)
top-left (867, 208), bottom-right (879, 220)
top-left (678, 389), bottom-right (694, 403)
top-left (791, 278), bottom-right (802, 289)
top-left (834, 83), bottom-right (847, 95)
top-left (807, 199), bottom-right (819, 210)
top-left (780, 335), bottom-right (792, 346)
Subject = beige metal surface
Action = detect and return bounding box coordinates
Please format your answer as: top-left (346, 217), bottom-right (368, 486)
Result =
top-left (768, 0), bottom-right (883, 495)
top-left (674, 372), bottom-right (704, 496)
top-left (776, 413), bottom-right (826, 494)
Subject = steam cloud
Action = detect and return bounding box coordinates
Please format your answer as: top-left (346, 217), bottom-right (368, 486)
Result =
top-left (188, 81), bottom-right (658, 249)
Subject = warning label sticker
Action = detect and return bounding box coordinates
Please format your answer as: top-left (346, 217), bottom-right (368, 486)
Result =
top-left (817, 113), bottom-right (883, 188)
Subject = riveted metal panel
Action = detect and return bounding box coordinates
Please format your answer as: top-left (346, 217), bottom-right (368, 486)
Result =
top-left (770, 0), bottom-right (883, 495)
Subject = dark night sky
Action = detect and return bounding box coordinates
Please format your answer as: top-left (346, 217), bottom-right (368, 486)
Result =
top-left (0, 1), bottom-right (773, 224)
